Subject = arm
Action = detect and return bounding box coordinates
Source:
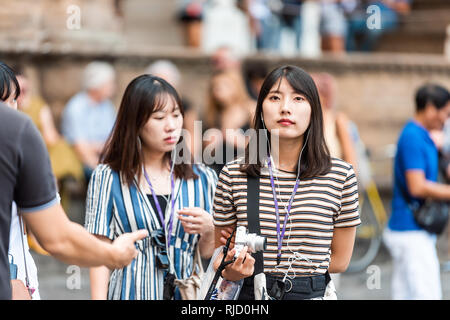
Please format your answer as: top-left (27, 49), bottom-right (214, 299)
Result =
top-left (336, 113), bottom-right (358, 174)
top-left (405, 170), bottom-right (450, 200)
top-left (328, 226), bottom-right (357, 273)
top-left (89, 235), bottom-right (112, 300)
top-left (39, 106), bottom-right (61, 147)
top-left (73, 142), bottom-right (103, 169)
top-left (177, 208), bottom-right (215, 259)
top-left (22, 203), bottom-right (148, 270)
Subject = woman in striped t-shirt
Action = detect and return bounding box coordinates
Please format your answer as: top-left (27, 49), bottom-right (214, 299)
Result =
top-left (85, 75), bottom-right (217, 300)
top-left (213, 65), bottom-right (360, 300)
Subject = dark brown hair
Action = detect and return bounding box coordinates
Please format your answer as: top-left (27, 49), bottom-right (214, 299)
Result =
top-left (241, 65), bottom-right (331, 178)
top-left (101, 74), bottom-right (197, 186)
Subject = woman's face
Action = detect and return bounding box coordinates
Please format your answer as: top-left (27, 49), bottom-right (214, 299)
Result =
top-left (261, 77), bottom-right (312, 141)
top-left (211, 74), bottom-right (236, 106)
top-left (140, 94), bottom-right (183, 155)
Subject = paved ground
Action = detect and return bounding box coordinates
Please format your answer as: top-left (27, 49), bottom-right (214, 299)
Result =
top-left (31, 197), bottom-right (450, 300)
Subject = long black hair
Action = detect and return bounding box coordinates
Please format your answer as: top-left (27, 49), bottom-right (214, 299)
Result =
top-left (0, 61), bottom-right (20, 102)
top-left (100, 74), bottom-right (197, 186)
top-left (240, 65), bottom-right (331, 178)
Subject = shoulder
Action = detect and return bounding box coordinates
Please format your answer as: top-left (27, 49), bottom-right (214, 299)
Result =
top-left (0, 106), bottom-right (40, 143)
top-left (399, 121), bottom-right (422, 141)
top-left (329, 157), bottom-right (355, 179)
top-left (63, 93), bottom-right (87, 115)
top-left (397, 122), bottom-right (429, 152)
top-left (0, 105), bottom-right (32, 130)
top-left (90, 164), bottom-right (118, 184)
top-left (193, 163), bottom-right (218, 182)
top-left (221, 157), bottom-right (247, 177)
top-left (101, 100), bottom-right (116, 113)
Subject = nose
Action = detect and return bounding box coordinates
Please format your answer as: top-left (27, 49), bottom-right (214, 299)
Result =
top-left (165, 115), bottom-right (179, 132)
top-left (280, 97), bottom-right (291, 115)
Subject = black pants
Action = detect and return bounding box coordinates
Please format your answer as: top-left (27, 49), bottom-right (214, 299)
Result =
top-left (238, 273), bottom-right (331, 300)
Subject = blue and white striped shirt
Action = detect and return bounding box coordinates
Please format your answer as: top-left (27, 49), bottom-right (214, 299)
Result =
top-left (85, 163), bottom-right (217, 300)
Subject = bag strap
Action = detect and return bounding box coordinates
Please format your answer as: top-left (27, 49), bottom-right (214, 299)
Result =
top-left (194, 241), bottom-right (204, 275)
top-left (18, 215), bottom-right (31, 291)
top-left (247, 174), bottom-right (264, 276)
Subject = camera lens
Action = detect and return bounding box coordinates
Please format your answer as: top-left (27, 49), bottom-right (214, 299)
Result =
top-left (246, 233), bottom-right (267, 253)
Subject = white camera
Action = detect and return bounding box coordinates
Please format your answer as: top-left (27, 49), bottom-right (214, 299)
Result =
top-left (234, 226), bottom-right (267, 258)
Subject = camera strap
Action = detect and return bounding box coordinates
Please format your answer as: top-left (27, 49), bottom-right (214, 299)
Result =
top-left (247, 174), bottom-right (264, 276)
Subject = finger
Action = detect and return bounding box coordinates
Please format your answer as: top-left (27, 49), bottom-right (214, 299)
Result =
top-left (130, 229), bottom-right (149, 242)
top-left (219, 236), bottom-right (227, 246)
top-left (178, 215), bottom-right (200, 225)
top-left (177, 208), bottom-right (202, 216)
top-left (234, 246), bottom-right (248, 265)
top-left (221, 229), bottom-right (232, 237)
top-left (243, 253), bottom-right (255, 267)
top-left (225, 247), bottom-right (236, 262)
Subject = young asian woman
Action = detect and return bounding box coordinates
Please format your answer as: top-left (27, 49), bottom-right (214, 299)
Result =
top-left (212, 65), bottom-right (361, 300)
top-left (86, 75), bottom-right (218, 300)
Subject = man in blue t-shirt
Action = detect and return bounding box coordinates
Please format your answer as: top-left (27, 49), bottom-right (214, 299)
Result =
top-left (384, 84), bottom-right (450, 300)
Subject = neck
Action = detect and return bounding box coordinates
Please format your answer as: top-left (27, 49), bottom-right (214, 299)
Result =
top-left (270, 136), bottom-right (304, 172)
top-left (413, 114), bottom-right (430, 131)
top-left (142, 147), bottom-right (169, 172)
top-left (87, 90), bottom-right (103, 104)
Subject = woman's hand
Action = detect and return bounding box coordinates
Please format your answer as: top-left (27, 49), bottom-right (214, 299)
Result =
top-left (221, 245), bottom-right (255, 281)
top-left (218, 226), bottom-right (235, 248)
top-left (177, 207), bottom-right (214, 236)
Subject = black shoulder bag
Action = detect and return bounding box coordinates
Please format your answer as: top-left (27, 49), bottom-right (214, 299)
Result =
top-left (396, 176), bottom-right (449, 234)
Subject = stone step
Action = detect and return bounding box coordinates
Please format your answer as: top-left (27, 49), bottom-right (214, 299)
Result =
top-left (376, 8), bottom-right (450, 54)
top-left (399, 9), bottom-right (450, 34)
top-left (412, 0), bottom-right (450, 10)
top-left (376, 32), bottom-right (446, 54)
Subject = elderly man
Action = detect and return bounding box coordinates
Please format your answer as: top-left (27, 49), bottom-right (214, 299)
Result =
top-left (61, 61), bottom-right (117, 182)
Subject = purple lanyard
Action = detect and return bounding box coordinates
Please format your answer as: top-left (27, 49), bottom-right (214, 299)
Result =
top-left (267, 158), bottom-right (300, 265)
top-left (143, 168), bottom-right (176, 247)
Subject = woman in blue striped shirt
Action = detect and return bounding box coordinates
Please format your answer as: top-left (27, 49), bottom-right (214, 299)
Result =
top-left (85, 74), bottom-right (217, 300)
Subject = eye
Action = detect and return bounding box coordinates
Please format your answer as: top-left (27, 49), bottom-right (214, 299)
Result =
top-left (268, 95), bottom-right (280, 101)
top-left (294, 96), bottom-right (305, 102)
top-left (153, 114), bottom-right (165, 120)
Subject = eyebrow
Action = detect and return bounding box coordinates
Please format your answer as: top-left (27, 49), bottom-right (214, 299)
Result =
top-left (154, 105), bottom-right (181, 113)
top-left (268, 90), bottom-right (304, 95)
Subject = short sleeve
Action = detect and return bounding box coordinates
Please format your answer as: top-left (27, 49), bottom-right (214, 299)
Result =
top-left (203, 165), bottom-right (218, 215)
top-left (213, 164), bottom-right (237, 227)
top-left (84, 164), bottom-right (115, 239)
top-left (14, 119), bottom-right (58, 212)
top-left (398, 134), bottom-right (427, 172)
top-left (334, 166), bottom-right (361, 228)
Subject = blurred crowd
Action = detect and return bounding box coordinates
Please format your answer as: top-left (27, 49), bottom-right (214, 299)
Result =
top-left (177, 0), bottom-right (412, 54)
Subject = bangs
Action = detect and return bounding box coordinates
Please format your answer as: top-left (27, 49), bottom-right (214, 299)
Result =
top-left (152, 91), bottom-right (181, 114)
top-left (270, 69), bottom-right (313, 103)
top-left (144, 77), bottom-right (183, 115)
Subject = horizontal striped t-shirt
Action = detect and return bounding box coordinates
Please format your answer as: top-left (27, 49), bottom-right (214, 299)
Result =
top-left (213, 157), bottom-right (360, 277)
